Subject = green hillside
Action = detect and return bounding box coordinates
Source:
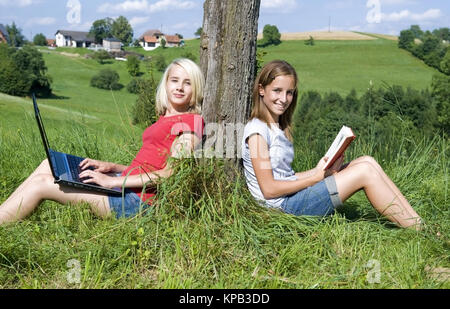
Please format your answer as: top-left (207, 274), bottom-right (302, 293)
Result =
top-left (0, 37), bottom-right (443, 132)
top-left (0, 37), bottom-right (448, 289)
top-left (261, 38), bottom-right (442, 95)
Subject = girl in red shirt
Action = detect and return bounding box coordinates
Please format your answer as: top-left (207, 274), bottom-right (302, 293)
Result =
top-left (0, 58), bottom-right (205, 222)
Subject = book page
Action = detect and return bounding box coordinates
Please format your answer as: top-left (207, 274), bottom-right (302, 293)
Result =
top-left (323, 126), bottom-right (355, 170)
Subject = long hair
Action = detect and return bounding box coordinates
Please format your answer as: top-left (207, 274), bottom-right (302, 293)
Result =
top-left (250, 60), bottom-right (298, 141)
top-left (156, 58), bottom-right (205, 116)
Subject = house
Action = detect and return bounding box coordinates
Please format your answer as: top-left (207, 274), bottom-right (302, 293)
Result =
top-left (0, 24), bottom-right (10, 44)
top-left (164, 35), bottom-right (181, 47)
top-left (103, 37), bottom-right (121, 52)
top-left (138, 29), bottom-right (182, 51)
top-left (139, 29), bottom-right (163, 51)
top-left (46, 39), bottom-right (56, 47)
top-left (55, 30), bottom-right (95, 48)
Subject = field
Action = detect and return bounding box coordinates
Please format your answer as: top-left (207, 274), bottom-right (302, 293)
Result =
top-left (0, 35), bottom-right (448, 289)
top-left (258, 30), bottom-right (377, 40)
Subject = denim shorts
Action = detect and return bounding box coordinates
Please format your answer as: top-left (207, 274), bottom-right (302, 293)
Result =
top-left (108, 189), bottom-right (149, 219)
top-left (281, 176), bottom-right (342, 217)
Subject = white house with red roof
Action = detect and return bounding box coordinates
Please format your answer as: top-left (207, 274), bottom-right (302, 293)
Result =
top-left (138, 29), bottom-right (182, 51)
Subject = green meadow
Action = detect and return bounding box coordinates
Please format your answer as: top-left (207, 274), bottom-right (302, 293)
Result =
top-left (0, 36), bottom-right (448, 289)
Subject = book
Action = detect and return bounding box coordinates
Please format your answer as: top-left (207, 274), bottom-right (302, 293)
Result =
top-left (323, 125), bottom-right (356, 170)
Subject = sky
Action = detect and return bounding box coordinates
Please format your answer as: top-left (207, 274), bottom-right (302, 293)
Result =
top-left (0, 0), bottom-right (448, 41)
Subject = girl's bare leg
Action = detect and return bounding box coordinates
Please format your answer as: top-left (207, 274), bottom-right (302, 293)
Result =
top-left (0, 160), bottom-right (111, 225)
top-left (334, 156), bottom-right (422, 229)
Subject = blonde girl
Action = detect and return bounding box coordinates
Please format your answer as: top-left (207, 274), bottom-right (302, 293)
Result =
top-left (0, 58), bottom-right (205, 224)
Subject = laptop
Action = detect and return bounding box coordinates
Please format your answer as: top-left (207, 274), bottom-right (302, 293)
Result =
top-left (32, 93), bottom-right (122, 195)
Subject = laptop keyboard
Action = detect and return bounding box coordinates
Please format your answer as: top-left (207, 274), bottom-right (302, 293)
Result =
top-left (66, 155), bottom-right (84, 181)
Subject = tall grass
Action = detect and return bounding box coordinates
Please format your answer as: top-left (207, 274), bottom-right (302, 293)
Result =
top-left (0, 39), bottom-right (448, 289)
top-left (0, 117), bottom-right (448, 288)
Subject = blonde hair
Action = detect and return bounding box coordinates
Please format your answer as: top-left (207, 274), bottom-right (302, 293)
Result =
top-left (156, 58), bottom-right (205, 116)
top-left (250, 60), bottom-right (298, 141)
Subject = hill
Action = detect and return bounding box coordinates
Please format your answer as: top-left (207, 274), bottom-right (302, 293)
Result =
top-left (258, 36), bottom-right (442, 95)
top-left (258, 31), bottom-right (377, 40)
top-left (0, 36), bottom-right (448, 289)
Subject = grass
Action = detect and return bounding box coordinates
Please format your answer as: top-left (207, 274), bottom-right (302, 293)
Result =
top-left (0, 37), bottom-right (449, 289)
top-left (259, 38), bottom-right (443, 96)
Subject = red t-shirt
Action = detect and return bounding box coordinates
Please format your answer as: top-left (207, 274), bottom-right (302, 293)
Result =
top-left (122, 113), bottom-right (205, 203)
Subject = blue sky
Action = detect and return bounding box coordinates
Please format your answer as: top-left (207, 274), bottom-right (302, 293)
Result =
top-left (0, 0), bottom-right (448, 41)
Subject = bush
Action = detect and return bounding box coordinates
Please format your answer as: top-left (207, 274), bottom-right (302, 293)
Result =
top-left (398, 30), bottom-right (414, 50)
top-left (180, 50), bottom-right (196, 62)
top-left (92, 50), bottom-right (111, 64)
top-left (126, 77), bottom-right (140, 94)
top-left (294, 85), bottom-right (442, 155)
top-left (0, 44), bottom-right (52, 97)
top-left (132, 76), bottom-right (158, 126)
top-left (153, 54), bottom-right (166, 72)
top-left (304, 36), bottom-right (315, 46)
top-left (258, 24), bottom-right (281, 47)
top-left (126, 55), bottom-right (140, 77)
top-left (90, 69), bottom-right (122, 90)
top-left (33, 33), bottom-right (47, 46)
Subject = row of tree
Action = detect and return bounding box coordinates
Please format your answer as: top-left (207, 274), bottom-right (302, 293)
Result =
top-left (398, 25), bottom-right (449, 75)
top-left (295, 81), bottom-right (449, 155)
top-left (89, 16), bottom-right (133, 46)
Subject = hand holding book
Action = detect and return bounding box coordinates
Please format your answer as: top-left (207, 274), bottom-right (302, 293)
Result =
top-left (323, 126), bottom-right (356, 170)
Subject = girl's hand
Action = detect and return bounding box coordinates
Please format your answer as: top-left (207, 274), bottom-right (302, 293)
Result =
top-left (324, 154), bottom-right (345, 177)
top-left (313, 157), bottom-right (328, 181)
top-left (79, 170), bottom-right (117, 188)
top-left (79, 158), bottom-right (113, 173)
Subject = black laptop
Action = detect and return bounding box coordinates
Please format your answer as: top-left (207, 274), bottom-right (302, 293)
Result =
top-left (32, 93), bottom-right (122, 195)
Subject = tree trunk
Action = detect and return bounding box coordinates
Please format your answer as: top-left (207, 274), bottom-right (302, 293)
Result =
top-left (200, 0), bottom-right (261, 162)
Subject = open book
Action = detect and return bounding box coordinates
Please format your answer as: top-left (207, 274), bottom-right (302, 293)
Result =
top-left (323, 126), bottom-right (356, 170)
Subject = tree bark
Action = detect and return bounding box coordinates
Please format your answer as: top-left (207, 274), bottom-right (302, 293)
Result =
top-left (200, 0), bottom-right (261, 162)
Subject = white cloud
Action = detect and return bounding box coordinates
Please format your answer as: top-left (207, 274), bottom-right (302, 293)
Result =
top-left (0, 0), bottom-right (37, 7)
top-left (261, 0), bottom-right (297, 11)
top-left (379, 0), bottom-right (417, 5)
top-left (381, 8), bottom-right (442, 22)
top-left (66, 21), bottom-right (92, 32)
top-left (129, 16), bottom-right (150, 27)
top-left (98, 0), bottom-right (196, 14)
top-left (25, 17), bottom-right (56, 26)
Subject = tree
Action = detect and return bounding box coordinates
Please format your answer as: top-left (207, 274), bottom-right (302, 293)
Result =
top-left (112, 16), bottom-right (133, 46)
top-left (126, 54), bottom-right (140, 77)
top-left (440, 49), bottom-right (450, 75)
top-left (153, 54), bottom-right (166, 72)
top-left (0, 44), bottom-right (30, 96)
top-left (132, 75), bottom-right (158, 127)
top-left (409, 25), bottom-right (424, 39)
top-left (433, 27), bottom-right (450, 42)
top-left (89, 18), bottom-right (114, 44)
top-left (33, 33), bottom-right (47, 46)
top-left (0, 44), bottom-right (52, 97)
top-left (6, 22), bottom-right (25, 47)
top-left (200, 0), bottom-right (261, 162)
top-left (161, 38), bottom-right (166, 49)
top-left (14, 46), bottom-right (52, 97)
top-left (398, 29), bottom-right (414, 50)
top-left (195, 27), bottom-right (203, 38)
top-left (305, 36), bottom-right (315, 46)
top-left (258, 24), bottom-right (281, 47)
